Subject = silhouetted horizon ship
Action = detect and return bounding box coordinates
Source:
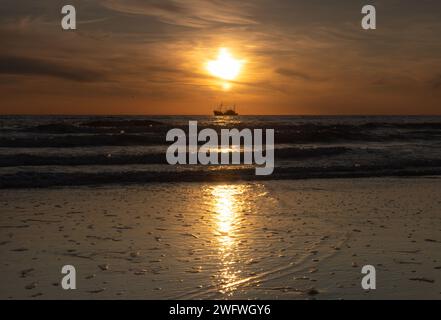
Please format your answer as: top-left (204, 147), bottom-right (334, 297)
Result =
top-left (213, 103), bottom-right (238, 116)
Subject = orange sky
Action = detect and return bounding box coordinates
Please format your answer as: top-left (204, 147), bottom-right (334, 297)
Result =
top-left (1, 0), bottom-right (441, 115)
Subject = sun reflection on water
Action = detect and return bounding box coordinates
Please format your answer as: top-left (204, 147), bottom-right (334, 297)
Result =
top-left (210, 184), bottom-right (247, 295)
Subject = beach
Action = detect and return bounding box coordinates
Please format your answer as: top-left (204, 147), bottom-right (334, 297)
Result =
top-left (1, 177), bottom-right (440, 299)
top-left (3, 0), bottom-right (441, 307)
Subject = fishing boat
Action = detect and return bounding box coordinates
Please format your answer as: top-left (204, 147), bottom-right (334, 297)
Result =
top-left (213, 103), bottom-right (238, 116)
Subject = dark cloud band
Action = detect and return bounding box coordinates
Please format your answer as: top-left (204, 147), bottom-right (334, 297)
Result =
top-left (0, 56), bottom-right (105, 82)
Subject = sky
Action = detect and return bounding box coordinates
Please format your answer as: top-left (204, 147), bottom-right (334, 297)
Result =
top-left (1, 0), bottom-right (441, 115)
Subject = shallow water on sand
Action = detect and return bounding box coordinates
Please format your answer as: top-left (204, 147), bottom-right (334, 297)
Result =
top-left (0, 178), bottom-right (440, 299)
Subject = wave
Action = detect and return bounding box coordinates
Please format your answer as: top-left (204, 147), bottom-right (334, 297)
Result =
top-left (3, 118), bottom-right (439, 149)
top-left (22, 121), bottom-right (165, 134)
top-left (1, 115), bottom-right (440, 188)
top-left (0, 147), bottom-right (349, 167)
top-left (81, 119), bottom-right (163, 128)
top-left (2, 126), bottom-right (441, 148)
top-left (1, 162), bottom-right (441, 188)
top-left (0, 134), bottom-right (165, 148)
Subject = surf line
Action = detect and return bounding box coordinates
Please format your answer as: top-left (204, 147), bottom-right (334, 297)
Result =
top-left (166, 121), bottom-right (274, 176)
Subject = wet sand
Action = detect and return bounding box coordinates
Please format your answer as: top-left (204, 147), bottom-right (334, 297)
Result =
top-left (0, 177), bottom-right (440, 299)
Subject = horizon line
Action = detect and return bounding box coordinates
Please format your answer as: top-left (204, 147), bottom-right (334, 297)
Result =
top-left (1, 113), bottom-right (441, 117)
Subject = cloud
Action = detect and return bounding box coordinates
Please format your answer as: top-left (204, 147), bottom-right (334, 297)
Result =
top-left (99, 0), bottom-right (257, 28)
top-left (2, 0), bottom-right (441, 114)
top-left (275, 68), bottom-right (325, 82)
top-left (0, 56), bottom-right (106, 82)
top-left (430, 74), bottom-right (441, 90)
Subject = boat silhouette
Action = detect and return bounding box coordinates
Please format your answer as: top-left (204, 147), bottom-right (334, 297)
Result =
top-left (213, 103), bottom-right (238, 116)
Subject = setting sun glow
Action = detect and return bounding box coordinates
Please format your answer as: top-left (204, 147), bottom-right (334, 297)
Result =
top-left (207, 48), bottom-right (244, 82)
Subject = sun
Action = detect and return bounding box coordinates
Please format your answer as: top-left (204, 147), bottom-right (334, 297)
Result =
top-left (206, 48), bottom-right (244, 81)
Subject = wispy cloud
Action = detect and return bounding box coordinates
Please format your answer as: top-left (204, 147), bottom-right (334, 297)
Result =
top-left (430, 74), bottom-right (441, 90)
top-left (99, 0), bottom-right (257, 28)
top-left (275, 68), bottom-right (326, 82)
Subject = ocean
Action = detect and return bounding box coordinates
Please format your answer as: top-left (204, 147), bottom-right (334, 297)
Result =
top-left (1, 115), bottom-right (441, 300)
top-left (1, 115), bottom-right (441, 188)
